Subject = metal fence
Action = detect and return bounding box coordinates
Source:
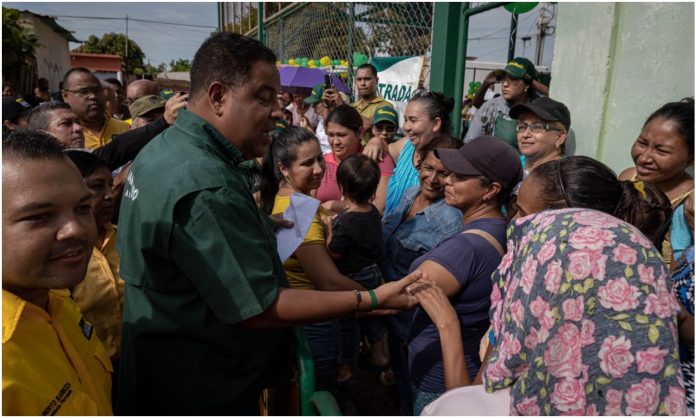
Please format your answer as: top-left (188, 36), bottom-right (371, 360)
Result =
top-left (223, 2), bottom-right (434, 84)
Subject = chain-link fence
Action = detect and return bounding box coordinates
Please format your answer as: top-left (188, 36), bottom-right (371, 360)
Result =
top-left (222, 3), bottom-right (433, 86)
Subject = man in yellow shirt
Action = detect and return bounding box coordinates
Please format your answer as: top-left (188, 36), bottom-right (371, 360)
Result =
top-left (352, 63), bottom-right (394, 143)
top-left (2, 129), bottom-right (112, 415)
top-left (61, 68), bottom-right (130, 149)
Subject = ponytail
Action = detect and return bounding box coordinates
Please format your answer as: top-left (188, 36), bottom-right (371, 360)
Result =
top-left (259, 126), bottom-right (319, 214)
top-left (614, 180), bottom-right (672, 250)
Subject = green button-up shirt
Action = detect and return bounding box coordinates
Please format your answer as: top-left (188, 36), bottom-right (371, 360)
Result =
top-left (116, 109), bottom-right (292, 415)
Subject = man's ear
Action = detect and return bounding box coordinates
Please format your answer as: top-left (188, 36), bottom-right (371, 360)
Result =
top-left (3, 120), bottom-right (16, 131)
top-left (207, 82), bottom-right (226, 116)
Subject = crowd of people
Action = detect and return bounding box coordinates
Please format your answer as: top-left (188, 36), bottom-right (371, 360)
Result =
top-left (2, 31), bottom-right (693, 416)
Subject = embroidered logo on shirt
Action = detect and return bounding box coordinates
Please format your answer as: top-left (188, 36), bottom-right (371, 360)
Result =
top-left (124, 170), bottom-right (139, 201)
top-left (41, 382), bottom-right (72, 415)
top-left (78, 317), bottom-right (93, 340)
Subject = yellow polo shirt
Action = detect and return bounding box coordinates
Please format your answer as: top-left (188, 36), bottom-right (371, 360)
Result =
top-left (352, 97), bottom-right (394, 143)
top-left (84, 115), bottom-right (130, 149)
top-left (271, 195), bottom-right (327, 290)
top-left (2, 289), bottom-right (113, 415)
top-left (71, 223), bottom-right (125, 360)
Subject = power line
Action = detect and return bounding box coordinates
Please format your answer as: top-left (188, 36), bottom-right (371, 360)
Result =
top-left (52, 14), bottom-right (216, 29)
top-left (131, 20), bottom-right (206, 46)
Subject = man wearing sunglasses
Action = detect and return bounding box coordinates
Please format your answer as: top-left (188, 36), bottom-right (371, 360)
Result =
top-left (61, 68), bottom-right (130, 149)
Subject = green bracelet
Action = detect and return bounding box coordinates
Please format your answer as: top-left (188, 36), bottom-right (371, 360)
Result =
top-left (368, 289), bottom-right (378, 311)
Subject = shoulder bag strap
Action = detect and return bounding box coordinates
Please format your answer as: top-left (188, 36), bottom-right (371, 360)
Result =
top-left (463, 228), bottom-right (505, 257)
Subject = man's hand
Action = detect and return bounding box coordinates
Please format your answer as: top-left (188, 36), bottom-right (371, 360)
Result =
top-left (322, 88), bottom-right (344, 109)
top-left (164, 92), bottom-right (188, 125)
top-left (362, 136), bottom-right (384, 161)
top-left (373, 270), bottom-right (424, 311)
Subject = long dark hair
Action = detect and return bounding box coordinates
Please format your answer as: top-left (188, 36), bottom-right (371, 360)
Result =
top-left (530, 156), bottom-right (672, 248)
top-left (325, 104), bottom-right (363, 134)
top-left (259, 126), bottom-right (319, 214)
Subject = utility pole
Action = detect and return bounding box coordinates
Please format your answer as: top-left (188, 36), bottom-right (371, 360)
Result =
top-left (125, 14), bottom-right (129, 82)
top-left (535, 3), bottom-right (548, 65)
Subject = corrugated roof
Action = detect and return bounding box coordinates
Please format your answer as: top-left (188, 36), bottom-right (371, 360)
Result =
top-left (21, 10), bottom-right (79, 43)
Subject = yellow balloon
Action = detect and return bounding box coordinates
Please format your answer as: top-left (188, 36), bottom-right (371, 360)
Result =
top-left (320, 56), bottom-right (331, 66)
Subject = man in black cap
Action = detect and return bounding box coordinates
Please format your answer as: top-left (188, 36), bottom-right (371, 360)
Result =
top-left (509, 96), bottom-right (571, 175)
top-left (2, 96), bottom-right (33, 132)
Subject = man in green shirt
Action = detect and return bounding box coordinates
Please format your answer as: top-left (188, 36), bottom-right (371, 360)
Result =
top-left (116, 33), bottom-right (421, 415)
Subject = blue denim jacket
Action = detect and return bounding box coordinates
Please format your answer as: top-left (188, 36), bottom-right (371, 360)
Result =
top-left (381, 185), bottom-right (463, 283)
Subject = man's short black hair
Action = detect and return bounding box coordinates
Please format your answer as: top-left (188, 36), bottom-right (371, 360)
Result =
top-left (189, 32), bottom-right (277, 99)
top-left (356, 63), bottom-right (378, 78)
top-left (27, 102), bottom-right (72, 131)
top-left (3, 129), bottom-right (66, 159)
top-left (62, 67), bottom-right (95, 90)
top-left (336, 153), bottom-right (380, 205)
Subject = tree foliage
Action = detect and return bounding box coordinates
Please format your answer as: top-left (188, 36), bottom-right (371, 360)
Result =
top-left (3, 7), bottom-right (40, 62)
top-left (73, 33), bottom-right (145, 75)
top-left (169, 58), bottom-right (191, 72)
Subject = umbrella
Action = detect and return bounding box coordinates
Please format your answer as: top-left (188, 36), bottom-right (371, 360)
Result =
top-left (278, 66), bottom-right (351, 95)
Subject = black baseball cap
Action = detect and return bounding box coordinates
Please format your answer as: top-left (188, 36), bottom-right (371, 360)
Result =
top-left (435, 136), bottom-right (522, 188)
top-left (2, 96), bottom-right (34, 123)
top-left (509, 96), bottom-right (571, 130)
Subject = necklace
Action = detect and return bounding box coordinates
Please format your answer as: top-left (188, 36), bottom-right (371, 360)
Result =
top-left (670, 188), bottom-right (693, 207)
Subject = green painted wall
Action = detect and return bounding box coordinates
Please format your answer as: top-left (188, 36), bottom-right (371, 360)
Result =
top-left (550, 2), bottom-right (694, 173)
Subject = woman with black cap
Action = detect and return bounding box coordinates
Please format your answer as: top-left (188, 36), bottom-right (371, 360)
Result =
top-left (404, 136), bottom-right (522, 414)
top-left (509, 96), bottom-right (571, 178)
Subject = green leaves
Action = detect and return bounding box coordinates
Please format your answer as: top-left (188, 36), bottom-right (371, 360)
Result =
top-left (73, 32), bottom-right (146, 74)
top-left (635, 314), bottom-right (649, 324)
top-left (648, 325), bottom-right (660, 344)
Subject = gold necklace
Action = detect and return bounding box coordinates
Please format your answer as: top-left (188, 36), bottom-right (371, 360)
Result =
top-left (670, 188), bottom-right (693, 207)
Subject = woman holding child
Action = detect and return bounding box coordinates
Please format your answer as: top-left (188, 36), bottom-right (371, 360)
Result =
top-left (259, 126), bottom-right (394, 411)
top-left (316, 104), bottom-right (394, 214)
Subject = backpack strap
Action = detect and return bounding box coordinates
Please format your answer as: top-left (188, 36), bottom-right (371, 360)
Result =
top-left (462, 229), bottom-right (504, 257)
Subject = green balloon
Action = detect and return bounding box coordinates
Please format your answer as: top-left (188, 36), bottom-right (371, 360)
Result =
top-left (504, 2), bottom-right (538, 14)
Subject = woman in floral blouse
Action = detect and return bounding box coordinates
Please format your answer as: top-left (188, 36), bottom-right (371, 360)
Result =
top-left (483, 208), bottom-right (687, 415)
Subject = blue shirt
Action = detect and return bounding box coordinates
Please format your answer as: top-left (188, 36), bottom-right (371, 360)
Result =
top-left (384, 141), bottom-right (419, 216)
top-left (407, 217), bottom-right (507, 393)
top-left (381, 185), bottom-right (463, 283)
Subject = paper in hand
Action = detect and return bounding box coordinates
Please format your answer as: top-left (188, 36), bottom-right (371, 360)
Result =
top-left (275, 193), bottom-right (320, 263)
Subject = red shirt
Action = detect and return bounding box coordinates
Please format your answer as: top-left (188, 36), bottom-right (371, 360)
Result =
top-left (316, 147), bottom-right (394, 202)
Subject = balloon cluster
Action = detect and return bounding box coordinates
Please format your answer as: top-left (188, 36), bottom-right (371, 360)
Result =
top-left (284, 56), bottom-right (349, 68)
top-left (468, 81), bottom-right (482, 96)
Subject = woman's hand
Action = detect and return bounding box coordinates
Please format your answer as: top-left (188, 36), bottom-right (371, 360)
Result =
top-left (407, 278), bottom-right (470, 389)
top-left (299, 116), bottom-right (315, 133)
top-left (363, 136), bottom-right (384, 161)
top-left (407, 279), bottom-right (459, 330)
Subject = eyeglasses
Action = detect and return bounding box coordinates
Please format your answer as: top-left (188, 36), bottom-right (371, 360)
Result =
top-left (373, 124), bottom-right (396, 134)
top-left (515, 123), bottom-right (563, 133)
top-left (63, 87), bottom-right (102, 99)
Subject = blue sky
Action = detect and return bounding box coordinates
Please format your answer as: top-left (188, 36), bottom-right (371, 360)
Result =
top-left (7, 2), bottom-right (555, 69)
top-left (8, 2), bottom-right (219, 68)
